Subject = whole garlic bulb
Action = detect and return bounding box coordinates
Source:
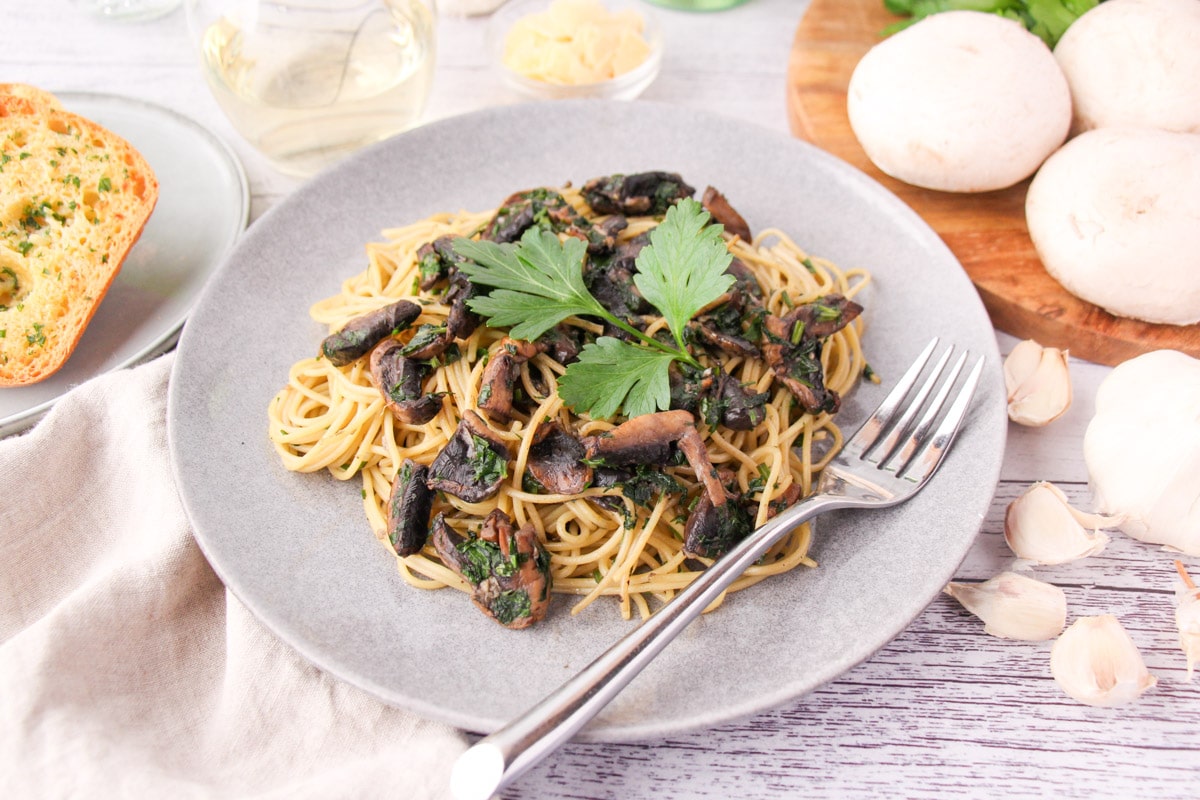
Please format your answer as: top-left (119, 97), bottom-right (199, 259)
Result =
top-left (1050, 615), bottom-right (1156, 706)
top-left (1084, 350), bottom-right (1200, 555)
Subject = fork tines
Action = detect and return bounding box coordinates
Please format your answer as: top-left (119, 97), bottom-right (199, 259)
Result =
top-left (851, 338), bottom-right (984, 482)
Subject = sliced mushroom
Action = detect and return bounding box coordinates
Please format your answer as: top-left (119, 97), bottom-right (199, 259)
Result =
top-left (478, 338), bottom-right (545, 422)
top-left (761, 316), bottom-right (840, 414)
top-left (320, 299), bottom-right (422, 366)
top-left (580, 171), bottom-right (696, 216)
top-left (668, 363), bottom-right (718, 416)
top-left (693, 320), bottom-right (761, 359)
top-left (724, 258), bottom-right (765, 304)
top-left (400, 322), bottom-right (453, 361)
top-left (443, 270), bottom-right (480, 341)
top-left (431, 510), bottom-right (552, 629)
top-left (714, 374), bottom-right (770, 431)
top-left (369, 340), bottom-right (442, 425)
top-left (580, 409), bottom-right (694, 467)
top-left (676, 426), bottom-right (729, 509)
top-left (536, 324), bottom-right (585, 366)
top-left (779, 294), bottom-right (863, 339)
top-left (527, 422), bottom-right (592, 495)
top-left (415, 235), bottom-right (469, 291)
top-left (427, 411), bottom-right (512, 503)
top-left (684, 491), bottom-right (755, 559)
top-left (701, 185), bottom-right (752, 243)
top-left (385, 459), bottom-right (434, 556)
top-left (482, 187), bottom-right (614, 254)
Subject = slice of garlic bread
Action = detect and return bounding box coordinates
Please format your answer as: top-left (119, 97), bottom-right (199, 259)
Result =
top-left (0, 84), bottom-right (158, 386)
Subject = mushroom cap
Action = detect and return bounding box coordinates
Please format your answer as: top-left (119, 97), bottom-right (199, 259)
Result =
top-left (846, 10), bottom-right (1071, 193)
top-left (1084, 350), bottom-right (1200, 556)
top-left (1025, 127), bottom-right (1200, 326)
top-left (1054, 0), bottom-right (1200, 136)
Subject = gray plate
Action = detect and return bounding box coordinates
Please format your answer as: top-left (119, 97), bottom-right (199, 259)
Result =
top-left (0, 92), bottom-right (249, 438)
top-left (167, 100), bottom-right (1007, 742)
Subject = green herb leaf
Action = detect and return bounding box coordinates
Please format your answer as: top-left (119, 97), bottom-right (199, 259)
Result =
top-left (454, 229), bottom-right (609, 342)
top-left (633, 198), bottom-right (733, 351)
top-left (558, 337), bottom-right (676, 419)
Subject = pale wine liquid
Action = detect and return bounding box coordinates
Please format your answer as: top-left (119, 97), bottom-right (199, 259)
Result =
top-left (200, 1), bottom-right (435, 177)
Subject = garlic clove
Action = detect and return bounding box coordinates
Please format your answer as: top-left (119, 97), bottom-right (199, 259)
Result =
top-left (1174, 561), bottom-right (1200, 682)
top-left (1050, 615), bottom-right (1157, 707)
top-left (1004, 481), bottom-right (1113, 565)
top-left (945, 571), bottom-right (1067, 641)
top-left (1003, 339), bottom-right (1072, 426)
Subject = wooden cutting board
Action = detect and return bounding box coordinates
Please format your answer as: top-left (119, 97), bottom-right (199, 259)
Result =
top-left (785, 0), bottom-right (1200, 367)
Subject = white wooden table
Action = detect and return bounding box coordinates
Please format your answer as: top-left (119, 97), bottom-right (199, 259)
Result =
top-left (8, 1), bottom-right (1198, 797)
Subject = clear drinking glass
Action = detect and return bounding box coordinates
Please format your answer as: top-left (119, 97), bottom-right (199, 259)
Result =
top-left (185, 0), bottom-right (437, 178)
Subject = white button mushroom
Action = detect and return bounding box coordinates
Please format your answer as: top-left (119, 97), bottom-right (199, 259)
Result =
top-left (1025, 127), bottom-right (1200, 326)
top-left (1084, 350), bottom-right (1200, 556)
top-left (1054, 0), bottom-right (1200, 136)
top-left (846, 10), bottom-right (1071, 193)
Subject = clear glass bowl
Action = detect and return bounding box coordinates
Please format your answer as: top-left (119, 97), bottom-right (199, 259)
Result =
top-left (488, 0), bottom-right (664, 101)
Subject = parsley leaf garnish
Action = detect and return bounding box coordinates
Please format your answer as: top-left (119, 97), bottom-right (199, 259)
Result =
top-left (634, 198), bottom-right (733, 353)
top-left (557, 337), bottom-right (677, 419)
top-left (454, 230), bottom-right (609, 342)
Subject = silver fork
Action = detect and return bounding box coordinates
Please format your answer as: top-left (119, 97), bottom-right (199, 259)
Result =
top-left (450, 338), bottom-right (984, 800)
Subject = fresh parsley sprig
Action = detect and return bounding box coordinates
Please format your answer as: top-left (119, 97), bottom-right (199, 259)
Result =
top-left (454, 198), bottom-right (733, 419)
top-left (453, 229), bottom-right (671, 353)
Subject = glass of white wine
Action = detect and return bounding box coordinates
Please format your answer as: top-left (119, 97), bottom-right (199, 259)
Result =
top-left (186, 0), bottom-right (437, 178)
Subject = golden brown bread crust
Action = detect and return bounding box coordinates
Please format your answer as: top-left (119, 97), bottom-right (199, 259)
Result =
top-left (0, 84), bottom-right (158, 386)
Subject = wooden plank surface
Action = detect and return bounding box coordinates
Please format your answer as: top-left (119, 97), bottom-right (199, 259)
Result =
top-left (786, 0), bottom-right (1200, 367)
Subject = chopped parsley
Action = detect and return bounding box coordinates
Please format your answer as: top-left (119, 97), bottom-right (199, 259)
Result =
top-left (26, 322), bottom-right (46, 348)
top-left (469, 435), bottom-right (508, 485)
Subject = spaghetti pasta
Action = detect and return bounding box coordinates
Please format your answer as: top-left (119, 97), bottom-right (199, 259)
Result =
top-left (268, 182), bottom-right (870, 623)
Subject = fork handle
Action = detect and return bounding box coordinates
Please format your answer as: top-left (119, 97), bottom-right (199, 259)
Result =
top-left (450, 491), bottom-right (850, 800)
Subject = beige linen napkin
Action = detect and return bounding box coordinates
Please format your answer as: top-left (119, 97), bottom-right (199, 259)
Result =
top-left (0, 354), bottom-right (466, 798)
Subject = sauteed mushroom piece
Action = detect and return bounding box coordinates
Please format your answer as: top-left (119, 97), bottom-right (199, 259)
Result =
top-left (400, 322), bottom-right (454, 361)
top-left (385, 459), bottom-right (434, 556)
top-left (580, 171), bottom-right (696, 216)
top-left (477, 338), bottom-right (544, 423)
top-left (415, 235), bottom-right (470, 291)
top-left (527, 422), bottom-right (592, 495)
top-left (684, 489), bottom-right (755, 559)
top-left (431, 510), bottom-right (552, 629)
top-left (780, 294), bottom-right (863, 339)
top-left (369, 340), bottom-right (442, 425)
top-left (320, 299), bottom-right (421, 366)
top-left (693, 320), bottom-right (760, 359)
top-left (759, 295), bottom-right (862, 415)
top-left (713, 374), bottom-right (770, 431)
top-left (482, 187), bottom-right (617, 254)
top-left (536, 324), bottom-right (585, 366)
top-left (725, 258), bottom-right (765, 303)
top-left (443, 270), bottom-right (480, 341)
top-left (427, 411), bottom-right (512, 503)
top-left (701, 185), bottom-right (752, 243)
top-left (581, 410), bottom-right (731, 519)
top-left (580, 409), bottom-right (694, 467)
